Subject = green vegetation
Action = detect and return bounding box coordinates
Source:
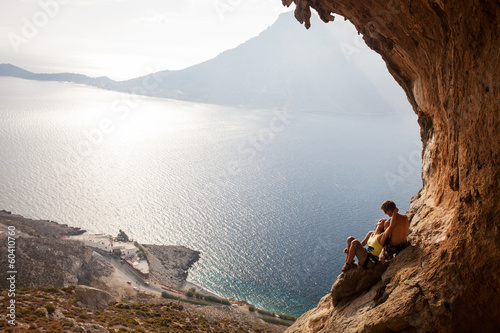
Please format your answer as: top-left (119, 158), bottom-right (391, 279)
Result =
top-left (278, 313), bottom-right (297, 321)
top-left (137, 250), bottom-right (146, 260)
top-left (42, 286), bottom-right (58, 293)
top-left (248, 305), bottom-right (256, 312)
top-left (203, 295), bottom-right (231, 305)
top-left (186, 287), bottom-right (195, 298)
top-left (186, 288), bottom-right (231, 305)
top-left (44, 303), bottom-right (55, 315)
top-left (35, 308), bottom-right (46, 317)
top-left (134, 241), bottom-right (147, 259)
top-left (162, 290), bottom-right (211, 306)
top-left (115, 229), bottom-right (130, 242)
top-left (161, 291), bottom-right (177, 300)
top-left (183, 298), bottom-right (212, 306)
top-left (257, 309), bottom-right (276, 317)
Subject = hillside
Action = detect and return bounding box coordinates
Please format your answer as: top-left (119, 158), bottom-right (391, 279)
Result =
top-left (0, 286), bottom-right (286, 332)
top-left (0, 64), bottom-right (115, 89)
top-left (118, 12), bottom-right (398, 113)
top-left (0, 211), bottom-right (108, 289)
top-left (0, 211), bottom-right (292, 331)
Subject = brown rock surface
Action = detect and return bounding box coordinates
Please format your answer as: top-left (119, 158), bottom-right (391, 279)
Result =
top-left (75, 285), bottom-right (114, 311)
top-left (0, 210), bottom-right (85, 238)
top-left (282, 0), bottom-right (500, 332)
top-left (330, 260), bottom-right (390, 306)
top-left (143, 244), bottom-right (200, 288)
top-left (0, 214), bottom-right (111, 289)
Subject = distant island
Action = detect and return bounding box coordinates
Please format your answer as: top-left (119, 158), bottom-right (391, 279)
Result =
top-left (0, 12), bottom-right (405, 114)
top-left (0, 63), bottom-right (115, 89)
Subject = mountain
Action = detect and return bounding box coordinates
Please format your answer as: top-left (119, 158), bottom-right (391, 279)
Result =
top-left (0, 12), bottom-right (405, 113)
top-left (118, 12), bottom-right (399, 113)
top-left (0, 63), bottom-right (34, 79)
top-left (0, 63), bottom-right (115, 89)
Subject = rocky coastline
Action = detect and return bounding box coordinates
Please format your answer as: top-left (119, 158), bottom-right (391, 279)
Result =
top-left (142, 244), bottom-right (200, 289)
top-left (0, 210), bottom-right (200, 291)
top-left (0, 210), bottom-right (85, 238)
top-left (0, 210), bottom-right (290, 332)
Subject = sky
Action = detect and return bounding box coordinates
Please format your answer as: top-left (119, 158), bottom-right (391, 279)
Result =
top-left (1, 0), bottom-right (293, 80)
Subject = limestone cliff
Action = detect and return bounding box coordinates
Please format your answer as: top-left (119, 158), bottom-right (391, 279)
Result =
top-left (282, 0), bottom-right (500, 332)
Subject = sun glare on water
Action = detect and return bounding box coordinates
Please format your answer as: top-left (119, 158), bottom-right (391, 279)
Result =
top-left (105, 96), bottom-right (202, 140)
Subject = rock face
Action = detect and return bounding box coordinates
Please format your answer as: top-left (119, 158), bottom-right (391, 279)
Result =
top-left (75, 285), bottom-right (114, 311)
top-left (330, 260), bottom-right (390, 306)
top-left (282, 0), bottom-right (500, 332)
top-left (0, 236), bottom-right (108, 288)
top-left (143, 244), bottom-right (200, 288)
top-left (0, 210), bottom-right (85, 238)
top-left (0, 214), bottom-right (111, 289)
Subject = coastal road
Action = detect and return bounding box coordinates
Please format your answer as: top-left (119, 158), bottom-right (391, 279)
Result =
top-left (93, 250), bottom-right (241, 306)
top-left (93, 249), bottom-right (292, 323)
top-left (93, 249), bottom-right (186, 298)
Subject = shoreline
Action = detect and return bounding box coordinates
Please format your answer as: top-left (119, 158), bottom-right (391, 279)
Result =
top-left (1, 209), bottom-right (291, 318)
top-left (183, 280), bottom-right (224, 299)
top-left (0, 211), bottom-right (217, 296)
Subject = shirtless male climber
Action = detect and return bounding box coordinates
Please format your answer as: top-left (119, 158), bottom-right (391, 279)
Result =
top-left (379, 200), bottom-right (409, 258)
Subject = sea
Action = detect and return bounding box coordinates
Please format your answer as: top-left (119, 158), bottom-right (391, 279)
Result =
top-left (0, 77), bottom-right (422, 316)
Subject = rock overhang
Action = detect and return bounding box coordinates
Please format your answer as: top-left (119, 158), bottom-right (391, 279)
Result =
top-left (282, 1), bottom-right (500, 332)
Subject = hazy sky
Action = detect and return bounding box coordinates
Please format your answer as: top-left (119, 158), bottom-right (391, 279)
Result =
top-left (1, 0), bottom-right (292, 80)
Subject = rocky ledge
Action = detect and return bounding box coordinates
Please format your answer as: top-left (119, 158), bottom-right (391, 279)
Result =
top-left (287, 246), bottom-right (423, 332)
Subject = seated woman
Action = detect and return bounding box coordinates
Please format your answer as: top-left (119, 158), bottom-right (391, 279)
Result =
top-left (341, 208), bottom-right (399, 272)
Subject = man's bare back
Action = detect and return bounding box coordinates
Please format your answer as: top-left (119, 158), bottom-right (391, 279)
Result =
top-left (388, 208), bottom-right (409, 245)
top-left (380, 202), bottom-right (409, 245)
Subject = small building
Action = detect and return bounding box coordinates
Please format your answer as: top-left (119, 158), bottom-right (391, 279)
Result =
top-left (133, 260), bottom-right (150, 279)
top-left (66, 234), bottom-right (113, 251)
top-left (113, 241), bottom-right (137, 257)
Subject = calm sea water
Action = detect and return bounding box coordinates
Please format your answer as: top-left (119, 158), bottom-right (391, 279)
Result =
top-left (0, 77), bottom-right (421, 316)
